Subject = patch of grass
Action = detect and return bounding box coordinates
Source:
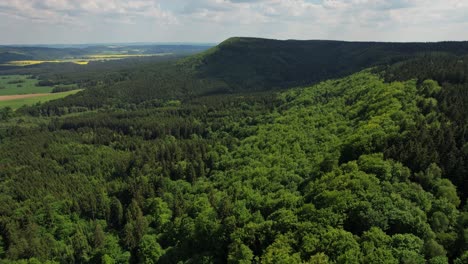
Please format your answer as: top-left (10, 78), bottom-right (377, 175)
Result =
top-left (0, 75), bottom-right (54, 95)
top-left (0, 89), bottom-right (82, 109)
top-left (7, 79), bottom-right (25, 84)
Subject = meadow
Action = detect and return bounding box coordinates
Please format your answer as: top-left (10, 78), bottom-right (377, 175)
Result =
top-left (0, 75), bottom-right (81, 109)
top-left (0, 89), bottom-right (82, 109)
top-left (0, 75), bottom-right (54, 95)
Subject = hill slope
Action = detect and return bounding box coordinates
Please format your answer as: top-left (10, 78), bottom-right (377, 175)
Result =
top-left (1, 69), bottom-right (468, 263)
top-left (1, 38), bottom-right (468, 263)
top-left (181, 37), bottom-right (468, 91)
top-left (25, 37), bottom-right (468, 111)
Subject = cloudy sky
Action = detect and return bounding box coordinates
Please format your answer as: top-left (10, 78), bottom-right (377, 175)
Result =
top-left (1, 0), bottom-right (468, 44)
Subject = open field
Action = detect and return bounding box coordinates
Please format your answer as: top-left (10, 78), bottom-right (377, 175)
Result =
top-left (0, 89), bottom-right (82, 109)
top-left (3, 60), bottom-right (89, 66)
top-left (0, 75), bottom-right (54, 95)
top-left (0, 93), bottom-right (50, 100)
top-left (1, 53), bottom-right (172, 66)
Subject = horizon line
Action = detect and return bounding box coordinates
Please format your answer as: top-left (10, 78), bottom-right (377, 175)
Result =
top-left (0, 41), bottom-right (218, 47)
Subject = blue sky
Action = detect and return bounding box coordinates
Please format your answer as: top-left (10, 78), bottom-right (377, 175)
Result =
top-left (1, 0), bottom-right (468, 44)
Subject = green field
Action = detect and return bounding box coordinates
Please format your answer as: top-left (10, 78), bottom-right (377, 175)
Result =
top-left (0, 89), bottom-right (82, 109)
top-left (0, 75), bottom-right (53, 95)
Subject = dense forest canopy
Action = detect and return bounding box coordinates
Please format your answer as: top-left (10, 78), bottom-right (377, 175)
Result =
top-left (0, 38), bottom-right (468, 263)
top-left (182, 37), bottom-right (468, 90)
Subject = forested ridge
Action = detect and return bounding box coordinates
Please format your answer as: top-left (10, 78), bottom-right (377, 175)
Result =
top-left (0, 39), bottom-right (468, 263)
top-left (12, 37), bottom-right (468, 112)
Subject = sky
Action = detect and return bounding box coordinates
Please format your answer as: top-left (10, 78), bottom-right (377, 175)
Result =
top-left (1, 0), bottom-right (468, 44)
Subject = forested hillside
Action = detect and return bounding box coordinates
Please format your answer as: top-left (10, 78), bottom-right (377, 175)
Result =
top-left (12, 38), bottom-right (468, 112)
top-left (0, 39), bottom-right (468, 263)
top-left (182, 37), bottom-right (468, 91)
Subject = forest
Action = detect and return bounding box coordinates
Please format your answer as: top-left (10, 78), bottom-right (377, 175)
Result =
top-left (0, 38), bottom-right (467, 263)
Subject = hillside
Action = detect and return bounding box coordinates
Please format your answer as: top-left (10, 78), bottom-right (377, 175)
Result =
top-left (19, 37), bottom-right (468, 111)
top-left (0, 38), bottom-right (468, 263)
top-left (181, 37), bottom-right (468, 91)
top-left (1, 68), bottom-right (468, 263)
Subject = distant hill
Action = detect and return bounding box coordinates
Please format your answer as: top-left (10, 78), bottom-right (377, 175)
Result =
top-left (14, 37), bottom-right (468, 109)
top-left (0, 47), bottom-right (85, 63)
top-left (0, 44), bottom-right (213, 64)
top-left (181, 37), bottom-right (468, 91)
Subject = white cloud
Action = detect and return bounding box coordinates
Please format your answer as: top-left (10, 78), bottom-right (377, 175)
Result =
top-left (0, 0), bottom-right (177, 25)
top-left (1, 0), bottom-right (468, 44)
